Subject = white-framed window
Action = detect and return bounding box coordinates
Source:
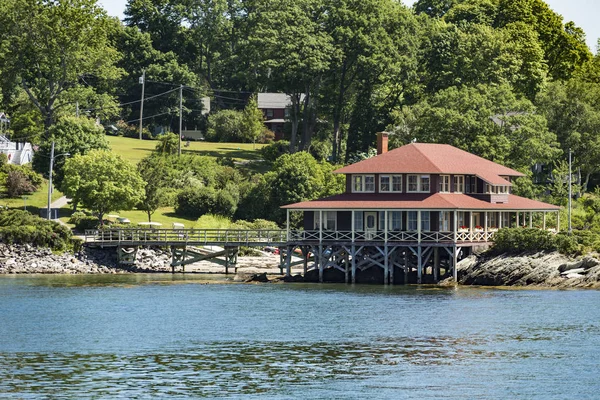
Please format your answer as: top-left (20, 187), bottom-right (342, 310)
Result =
top-left (389, 211), bottom-right (402, 231)
top-left (489, 212), bottom-right (498, 229)
top-left (407, 174), bottom-right (431, 193)
top-left (421, 211), bottom-right (430, 231)
top-left (454, 175), bottom-right (464, 193)
top-left (408, 175), bottom-right (418, 192)
top-left (354, 211), bottom-right (364, 231)
top-left (353, 175), bottom-right (375, 193)
top-left (465, 176), bottom-right (475, 193)
top-left (439, 175), bottom-right (450, 193)
top-left (392, 175), bottom-right (402, 192)
top-left (314, 211), bottom-right (336, 230)
top-left (380, 175), bottom-right (390, 192)
top-left (380, 175), bottom-right (402, 193)
top-left (440, 211), bottom-right (451, 231)
top-left (408, 211), bottom-right (418, 231)
top-left (266, 109), bottom-right (274, 118)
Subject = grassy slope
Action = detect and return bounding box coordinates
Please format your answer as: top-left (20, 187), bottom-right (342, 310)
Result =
top-left (1, 181), bottom-right (63, 213)
top-left (59, 136), bottom-right (268, 226)
top-left (106, 135), bottom-right (266, 165)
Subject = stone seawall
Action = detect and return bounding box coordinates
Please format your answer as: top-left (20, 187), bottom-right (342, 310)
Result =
top-left (443, 251), bottom-right (600, 288)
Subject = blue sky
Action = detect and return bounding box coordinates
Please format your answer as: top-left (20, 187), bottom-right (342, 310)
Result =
top-left (99, 0), bottom-right (598, 52)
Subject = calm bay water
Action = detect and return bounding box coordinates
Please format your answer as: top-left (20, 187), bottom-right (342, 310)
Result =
top-left (0, 274), bottom-right (599, 399)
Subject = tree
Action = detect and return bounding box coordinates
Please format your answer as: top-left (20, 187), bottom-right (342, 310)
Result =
top-left (32, 116), bottom-right (110, 190)
top-left (0, 0), bottom-right (122, 139)
top-left (242, 95), bottom-right (265, 147)
top-left (389, 84), bottom-right (560, 170)
top-left (206, 110), bottom-right (245, 142)
top-left (137, 155), bottom-right (170, 222)
top-left (536, 78), bottom-right (600, 193)
top-left (62, 150), bottom-right (145, 223)
top-left (155, 132), bottom-right (180, 155)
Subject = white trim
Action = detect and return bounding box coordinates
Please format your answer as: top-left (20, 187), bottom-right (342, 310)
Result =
top-left (439, 175), bottom-right (450, 193)
top-left (352, 174), bottom-right (375, 193)
top-left (379, 174), bottom-right (402, 193)
top-left (407, 174), bottom-right (431, 193)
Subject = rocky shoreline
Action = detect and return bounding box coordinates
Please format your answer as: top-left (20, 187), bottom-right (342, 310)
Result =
top-left (443, 251), bottom-right (600, 288)
top-left (0, 244), bottom-right (287, 275)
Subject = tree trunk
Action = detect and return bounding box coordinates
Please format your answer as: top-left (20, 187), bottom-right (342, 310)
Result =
top-left (289, 93), bottom-right (301, 153)
top-left (331, 61), bottom-right (348, 163)
top-left (299, 88), bottom-right (311, 151)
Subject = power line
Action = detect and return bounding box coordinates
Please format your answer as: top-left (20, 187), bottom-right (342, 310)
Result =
top-left (125, 111), bottom-right (173, 124)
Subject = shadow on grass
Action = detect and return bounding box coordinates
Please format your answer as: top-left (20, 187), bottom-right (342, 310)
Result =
top-left (182, 148), bottom-right (262, 160)
top-left (163, 212), bottom-right (197, 222)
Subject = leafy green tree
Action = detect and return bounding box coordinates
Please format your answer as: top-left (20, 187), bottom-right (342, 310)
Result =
top-left (536, 78), bottom-right (600, 193)
top-left (206, 110), bottom-right (245, 142)
top-left (414, 0), bottom-right (457, 18)
top-left (0, 0), bottom-right (122, 139)
top-left (137, 156), bottom-right (171, 222)
top-left (32, 117), bottom-right (110, 190)
top-left (389, 84), bottom-right (560, 170)
top-left (242, 95), bottom-right (265, 147)
top-left (155, 132), bottom-right (180, 155)
top-left (62, 150), bottom-right (145, 223)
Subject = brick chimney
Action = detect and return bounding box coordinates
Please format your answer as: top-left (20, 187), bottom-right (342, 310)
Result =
top-left (376, 132), bottom-right (389, 155)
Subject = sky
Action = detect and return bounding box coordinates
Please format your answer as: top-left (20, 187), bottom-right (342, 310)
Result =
top-left (99, 0), bottom-right (599, 53)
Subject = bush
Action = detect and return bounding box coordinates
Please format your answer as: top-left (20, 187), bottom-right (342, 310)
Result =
top-left (175, 187), bottom-right (216, 219)
top-left (5, 170), bottom-right (36, 197)
top-left (0, 209), bottom-right (74, 251)
top-left (491, 228), bottom-right (580, 255)
top-left (205, 109), bottom-right (245, 142)
top-left (261, 140), bottom-right (290, 162)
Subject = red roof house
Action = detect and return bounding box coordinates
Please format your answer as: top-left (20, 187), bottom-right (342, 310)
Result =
top-left (281, 133), bottom-right (561, 283)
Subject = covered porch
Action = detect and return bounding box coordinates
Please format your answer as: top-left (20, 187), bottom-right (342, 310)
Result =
top-left (286, 209), bottom-right (561, 245)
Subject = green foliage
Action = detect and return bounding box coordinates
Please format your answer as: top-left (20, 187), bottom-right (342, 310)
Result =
top-left (261, 140), bottom-right (291, 162)
top-left (175, 185), bottom-right (238, 219)
top-left (68, 211), bottom-right (101, 231)
top-left (155, 132), bottom-right (179, 155)
top-left (62, 150), bottom-right (145, 222)
top-left (1, 164), bottom-right (43, 197)
top-left (242, 95), bottom-right (266, 145)
top-left (0, 0), bottom-right (122, 137)
top-left (206, 110), bottom-right (248, 142)
top-left (32, 116), bottom-right (110, 190)
top-left (0, 209), bottom-right (74, 251)
top-left (491, 228), bottom-right (579, 255)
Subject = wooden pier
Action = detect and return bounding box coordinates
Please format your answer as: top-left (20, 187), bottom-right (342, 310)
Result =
top-left (82, 227), bottom-right (491, 284)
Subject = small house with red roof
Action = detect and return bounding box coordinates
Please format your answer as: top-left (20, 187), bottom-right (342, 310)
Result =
top-left (280, 133), bottom-right (561, 284)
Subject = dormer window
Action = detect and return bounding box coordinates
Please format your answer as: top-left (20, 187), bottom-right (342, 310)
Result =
top-left (439, 175), bottom-right (450, 193)
top-left (454, 175), bottom-right (464, 193)
top-left (353, 175), bottom-right (375, 193)
top-left (379, 175), bottom-right (402, 193)
top-left (408, 174), bottom-right (430, 193)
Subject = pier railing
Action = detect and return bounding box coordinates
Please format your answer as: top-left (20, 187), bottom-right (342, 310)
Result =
top-left (84, 228), bottom-right (496, 247)
top-left (84, 229), bottom-right (287, 246)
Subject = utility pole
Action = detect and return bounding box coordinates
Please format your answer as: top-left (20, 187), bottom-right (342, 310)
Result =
top-left (179, 84), bottom-right (183, 156)
top-left (568, 148), bottom-right (572, 234)
top-left (139, 69), bottom-right (146, 140)
top-left (47, 141), bottom-right (55, 221)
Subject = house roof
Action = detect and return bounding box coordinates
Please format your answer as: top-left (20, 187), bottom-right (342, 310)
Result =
top-left (257, 93), bottom-right (291, 109)
top-left (282, 193), bottom-right (560, 211)
top-left (335, 143), bottom-right (524, 186)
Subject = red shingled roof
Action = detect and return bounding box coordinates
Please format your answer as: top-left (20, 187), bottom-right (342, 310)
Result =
top-left (335, 143), bottom-right (524, 185)
top-left (282, 193), bottom-right (560, 211)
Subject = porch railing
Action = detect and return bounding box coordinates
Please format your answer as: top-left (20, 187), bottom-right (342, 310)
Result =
top-left (288, 230), bottom-right (495, 243)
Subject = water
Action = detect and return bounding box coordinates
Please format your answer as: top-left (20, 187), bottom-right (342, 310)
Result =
top-left (1, 274), bottom-right (599, 399)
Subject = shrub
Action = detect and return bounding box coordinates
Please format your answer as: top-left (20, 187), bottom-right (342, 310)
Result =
top-left (175, 187), bottom-right (216, 219)
top-left (491, 228), bottom-right (580, 255)
top-left (5, 169), bottom-right (36, 197)
top-left (0, 209), bottom-right (74, 251)
top-left (261, 140), bottom-right (290, 162)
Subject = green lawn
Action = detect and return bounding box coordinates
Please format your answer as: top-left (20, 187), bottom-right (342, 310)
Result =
top-left (106, 135), bottom-right (266, 165)
top-left (0, 181), bottom-right (63, 215)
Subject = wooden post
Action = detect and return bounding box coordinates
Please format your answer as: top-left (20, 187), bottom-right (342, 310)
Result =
top-left (516, 212), bottom-right (520, 227)
top-left (434, 247), bottom-right (440, 282)
top-left (384, 244), bottom-right (389, 285)
top-left (351, 244), bottom-right (356, 284)
top-left (225, 247), bottom-right (229, 275)
top-left (318, 245), bottom-right (324, 283)
top-left (344, 251), bottom-right (349, 284)
top-left (390, 248), bottom-right (395, 285)
top-left (543, 212), bottom-right (546, 230)
top-left (417, 210), bottom-right (422, 243)
top-left (453, 210), bottom-right (458, 242)
top-left (285, 246), bottom-right (292, 277)
top-left (453, 246), bottom-right (458, 283)
top-left (404, 250), bottom-right (409, 283)
top-left (499, 212), bottom-right (503, 229)
top-left (484, 212), bottom-right (488, 233)
top-left (529, 212), bottom-right (533, 228)
top-left (286, 209), bottom-right (290, 242)
top-left (417, 246), bottom-right (422, 284)
top-left (319, 210), bottom-right (323, 243)
top-left (351, 210), bottom-right (355, 243)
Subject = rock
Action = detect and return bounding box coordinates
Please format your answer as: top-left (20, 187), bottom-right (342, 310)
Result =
top-left (283, 274), bottom-right (304, 283)
top-left (243, 272), bottom-right (269, 283)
